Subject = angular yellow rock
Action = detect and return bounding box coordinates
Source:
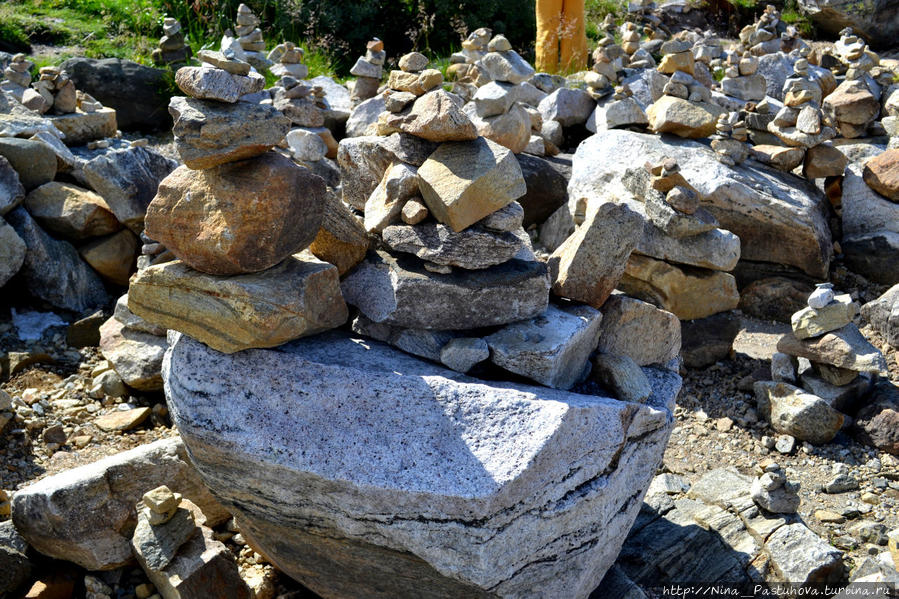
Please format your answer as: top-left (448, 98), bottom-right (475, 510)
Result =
top-left (618, 254), bottom-right (739, 320)
top-left (647, 96), bottom-right (724, 139)
top-left (790, 294), bottom-right (859, 339)
top-left (128, 252), bottom-right (348, 354)
top-left (417, 137), bottom-right (526, 232)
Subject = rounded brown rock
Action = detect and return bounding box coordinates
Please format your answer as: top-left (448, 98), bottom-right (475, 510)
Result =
top-left (145, 152), bottom-right (326, 275)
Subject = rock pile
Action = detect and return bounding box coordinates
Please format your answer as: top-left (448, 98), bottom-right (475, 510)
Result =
top-left (750, 461), bottom-right (801, 514)
top-left (225, 3), bottom-right (271, 71)
top-left (132, 486), bottom-right (250, 599)
top-left (128, 54), bottom-right (347, 353)
top-left (150, 18), bottom-right (192, 67)
top-left (721, 52), bottom-right (765, 102)
top-left (349, 39), bottom-right (385, 103)
top-left (1, 54), bottom-right (33, 102)
top-left (753, 285), bottom-right (888, 444)
top-left (268, 41), bottom-right (307, 79)
top-left (447, 27), bottom-right (492, 96)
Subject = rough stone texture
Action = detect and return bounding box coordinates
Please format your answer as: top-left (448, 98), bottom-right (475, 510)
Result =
top-left (341, 250), bottom-right (549, 330)
top-left (418, 138), bottom-right (526, 233)
top-left (309, 191), bottom-right (370, 276)
top-left (803, 143), bottom-right (848, 179)
top-left (636, 226), bottom-right (740, 272)
top-left (739, 276), bottom-right (814, 323)
top-left (644, 190), bottom-right (718, 239)
top-left (861, 284), bottom-right (899, 348)
top-left (363, 162), bottom-right (420, 234)
top-left (0, 155), bottom-right (25, 216)
top-left (384, 90), bottom-right (478, 142)
top-left (351, 314), bottom-right (455, 362)
top-left (82, 146), bottom-right (178, 233)
top-left (618, 254), bottom-right (740, 321)
top-left (168, 96), bottom-right (290, 170)
top-left (128, 253), bottom-right (347, 354)
top-left (680, 312), bottom-right (741, 368)
top-left (382, 222), bottom-right (525, 269)
top-left (11, 437), bottom-right (229, 571)
top-left (48, 108), bottom-right (118, 145)
top-left (841, 162), bottom-right (899, 281)
top-left (764, 523), bottom-right (844, 584)
top-left (795, 0), bottom-right (899, 50)
top-left (548, 202), bottom-right (643, 309)
top-left (163, 329), bottom-right (680, 599)
top-left (516, 153), bottom-right (569, 227)
top-left (131, 504), bottom-right (198, 571)
top-left (597, 294), bottom-right (681, 366)
top-left (854, 381), bottom-right (899, 455)
top-left (592, 353), bottom-right (652, 403)
top-left (24, 182), bottom-right (120, 241)
top-left (138, 512), bottom-right (251, 599)
top-left (464, 102), bottom-right (532, 154)
top-left (60, 57), bottom-right (173, 131)
top-left (646, 97), bottom-right (725, 139)
top-left (485, 304), bottom-right (603, 390)
top-left (79, 229), bottom-right (139, 286)
top-left (862, 149), bottom-right (899, 201)
top-left (0, 520), bottom-right (32, 596)
top-left (754, 381), bottom-right (845, 444)
top-left (114, 293), bottom-right (166, 336)
top-left (570, 130), bottom-right (832, 278)
top-left (0, 216), bottom-right (26, 288)
top-left (776, 324), bottom-right (888, 373)
top-left (5, 207), bottom-right (108, 313)
top-left (175, 66), bottom-right (264, 103)
top-left (538, 88), bottom-right (596, 127)
top-left (750, 144), bottom-right (806, 172)
top-left (345, 95), bottom-right (386, 138)
top-left (822, 79), bottom-right (880, 139)
top-left (0, 138), bottom-right (57, 191)
top-left (478, 50), bottom-right (536, 84)
top-left (146, 154), bottom-right (325, 275)
top-left (791, 294), bottom-right (859, 339)
top-left (99, 317), bottom-right (167, 391)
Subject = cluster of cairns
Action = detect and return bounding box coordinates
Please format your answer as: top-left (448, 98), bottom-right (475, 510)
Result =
top-left (226, 3), bottom-right (271, 71)
top-left (127, 49), bottom-right (345, 354)
top-left (755, 283), bottom-right (888, 446)
top-left (349, 39), bottom-right (385, 102)
top-left (151, 17), bottom-right (192, 67)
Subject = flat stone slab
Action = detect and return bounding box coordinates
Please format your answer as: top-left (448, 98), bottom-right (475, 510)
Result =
top-left (48, 108), bottom-right (117, 145)
top-left (163, 330), bottom-right (681, 599)
top-left (341, 250), bottom-right (549, 330)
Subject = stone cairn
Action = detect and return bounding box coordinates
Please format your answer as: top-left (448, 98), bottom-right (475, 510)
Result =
top-left (127, 49), bottom-right (347, 354)
top-left (151, 17), bottom-right (192, 66)
top-left (376, 51), bottom-right (444, 136)
top-left (447, 27), bottom-right (492, 100)
top-left (349, 38), bottom-right (385, 103)
top-left (131, 486), bottom-right (250, 598)
top-left (711, 111), bottom-right (749, 166)
top-left (227, 3), bottom-right (271, 71)
top-left (591, 84), bottom-right (648, 132)
top-left (755, 284), bottom-right (888, 446)
top-left (1, 54), bottom-right (33, 101)
top-left (23, 66), bottom-right (76, 115)
top-left (464, 36), bottom-right (535, 155)
top-left (822, 28), bottom-right (884, 140)
top-left (720, 52), bottom-right (765, 103)
top-left (268, 41), bottom-right (307, 79)
top-left (739, 4), bottom-right (783, 56)
top-left (750, 461), bottom-right (800, 514)
top-left (616, 158), bottom-right (741, 322)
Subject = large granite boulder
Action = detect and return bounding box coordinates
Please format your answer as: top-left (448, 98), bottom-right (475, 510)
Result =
top-left (163, 330), bottom-right (681, 599)
top-left (60, 57), bottom-right (174, 131)
top-left (796, 0), bottom-right (899, 49)
top-left (842, 164), bottom-right (899, 285)
top-left (569, 130), bottom-right (832, 278)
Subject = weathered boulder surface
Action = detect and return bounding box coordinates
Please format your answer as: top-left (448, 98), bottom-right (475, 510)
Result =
top-left (145, 154), bottom-right (325, 275)
top-left (842, 164), bottom-right (899, 285)
top-left (163, 330), bottom-right (681, 599)
top-left (796, 0), bottom-right (899, 49)
top-left (0, 216), bottom-right (26, 288)
top-left (341, 250), bottom-right (549, 330)
top-left (5, 207), bottom-right (108, 312)
top-left (11, 437), bottom-right (229, 572)
top-left (82, 146), bottom-right (178, 233)
top-left (569, 130), bottom-right (832, 278)
top-left (862, 284), bottom-right (899, 348)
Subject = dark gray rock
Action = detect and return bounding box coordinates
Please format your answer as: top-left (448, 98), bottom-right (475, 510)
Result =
top-left (0, 155), bottom-right (25, 215)
top-left (381, 222), bottom-right (525, 269)
top-left (61, 57), bottom-right (174, 131)
top-left (83, 146), bottom-right (177, 233)
top-left (0, 138), bottom-right (56, 191)
top-left (341, 250), bottom-right (549, 330)
top-left (516, 153), bottom-right (570, 227)
top-left (680, 312), bottom-right (741, 368)
top-left (0, 520), bottom-right (32, 596)
top-left (5, 207), bottom-right (108, 313)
